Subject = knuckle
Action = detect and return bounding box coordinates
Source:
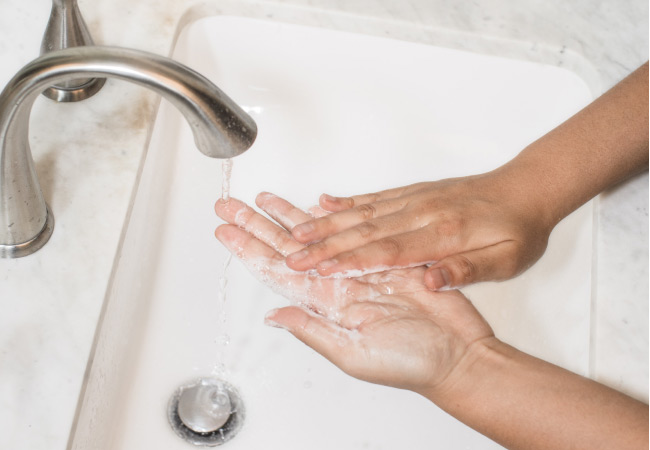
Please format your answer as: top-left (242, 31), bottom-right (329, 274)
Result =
top-left (377, 237), bottom-right (403, 262)
top-left (343, 251), bottom-right (366, 269)
top-left (303, 218), bottom-right (330, 239)
top-left (271, 229), bottom-right (291, 250)
top-left (321, 216), bottom-right (344, 234)
top-left (452, 255), bottom-right (477, 284)
top-left (355, 203), bottom-right (379, 220)
top-left (435, 214), bottom-right (464, 237)
top-left (234, 208), bottom-right (254, 227)
top-left (354, 221), bottom-right (378, 239)
top-left (307, 241), bottom-right (328, 258)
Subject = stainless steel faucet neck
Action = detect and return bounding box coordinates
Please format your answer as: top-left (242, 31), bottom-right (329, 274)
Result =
top-left (41, 0), bottom-right (106, 101)
top-left (0, 46), bottom-right (257, 258)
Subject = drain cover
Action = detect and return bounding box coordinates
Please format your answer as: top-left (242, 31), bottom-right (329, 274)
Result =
top-left (168, 378), bottom-right (245, 446)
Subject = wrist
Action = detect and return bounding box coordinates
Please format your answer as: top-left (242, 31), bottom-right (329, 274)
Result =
top-left (415, 336), bottom-right (528, 449)
top-left (416, 331), bottom-right (649, 450)
top-left (417, 335), bottom-right (507, 404)
top-left (487, 154), bottom-right (566, 232)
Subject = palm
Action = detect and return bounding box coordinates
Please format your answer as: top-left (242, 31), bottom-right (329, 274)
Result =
top-left (215, 193), bottom-right (493, 393)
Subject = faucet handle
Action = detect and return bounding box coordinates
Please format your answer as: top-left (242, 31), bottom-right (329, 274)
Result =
top-left (40, 0), bottom-right (105, 102)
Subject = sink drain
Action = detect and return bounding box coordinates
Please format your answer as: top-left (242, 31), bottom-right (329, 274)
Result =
top-left (168, 378), bottom-right (245, 446)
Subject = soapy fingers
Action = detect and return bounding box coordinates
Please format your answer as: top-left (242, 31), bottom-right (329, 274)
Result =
top-left (215, 197), bottom-right (303, 256)
top-left (255, 191), bottom-right (312, 231)
top-left (214, 196), bottom-right (383, 316)
top-left (316, 185), bottom-right (415, 213)
top-left (292, 183), bottom-right (424, 239)
top-left (291, 197), bottom-right (408, 245)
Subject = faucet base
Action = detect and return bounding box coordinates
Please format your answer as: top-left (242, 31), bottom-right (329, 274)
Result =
top-left (0, 206), bottom-right (55, 258)
top-left (42, 77), bottom-right (106, 102)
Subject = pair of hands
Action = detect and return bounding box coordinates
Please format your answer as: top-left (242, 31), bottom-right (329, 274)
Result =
top-left (215, 190), bottom-right (649, 450)
top-left (213, 62), bottom-right (650, 449)
top-left (214, 192), bottom-right (494, 393)
top-left (213, 166), bottom-right (557, 393)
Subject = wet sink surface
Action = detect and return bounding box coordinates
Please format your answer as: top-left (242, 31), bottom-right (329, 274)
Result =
top-left (70, 16), bottom-right (593, 449)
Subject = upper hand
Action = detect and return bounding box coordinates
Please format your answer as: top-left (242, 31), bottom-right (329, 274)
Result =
top-left (284, 175), bottom-right (554, 290)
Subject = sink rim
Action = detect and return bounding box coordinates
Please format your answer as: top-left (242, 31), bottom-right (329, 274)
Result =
top-left (67, 10), bottom-right (598, 450)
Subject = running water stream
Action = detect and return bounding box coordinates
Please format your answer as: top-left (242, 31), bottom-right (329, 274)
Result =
top-left (221, 158), bottom-right (233, 202)
top-left (214, 159), bottom-right (234, 375)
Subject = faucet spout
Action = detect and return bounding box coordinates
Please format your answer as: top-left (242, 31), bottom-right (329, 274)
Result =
top-left (0, 46), bottom-right (257, 258)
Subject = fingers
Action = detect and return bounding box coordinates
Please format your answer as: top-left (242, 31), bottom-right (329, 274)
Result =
top-left (318, 185), bottom-right (412, 213)
top-left (291, 197), bottom-right (407, 248)
top-left (265, 306), bottom-right (357, 362)
top-left (265, 301), bottom-right (431, 387)
top-left (317, 193), bottom-right (355, 212)
top-left (308, 205), bottom-right (330, 218)
top-left (255, 192), bottom-right (312, 230)
top-left (292, 228), bottom-right (439, 276)
top-left (215, 224), bottom-right (320, 305)
top-left (214, 223), bottom-right (285, 264)
top-left (424, 241), bottom-right (523, 290)
top-left (293, 184), bottom-right (417, 243)
top-left (287, 212), bottom-right (418, 272)
top-left (215, 197), bottom-right (303, 256)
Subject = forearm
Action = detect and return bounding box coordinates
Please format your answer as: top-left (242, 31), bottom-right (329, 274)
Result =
top-left (423, 338), bottom-right (648, 450)
top-left (494, 62), bottom-right (648, 229)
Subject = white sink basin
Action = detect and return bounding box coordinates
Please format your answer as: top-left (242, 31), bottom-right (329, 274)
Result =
top-left (69, 16), bottom-right (593, 449)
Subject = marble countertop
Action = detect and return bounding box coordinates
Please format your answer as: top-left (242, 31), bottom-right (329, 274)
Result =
top-left (0, 0), bottom-right (647, 449)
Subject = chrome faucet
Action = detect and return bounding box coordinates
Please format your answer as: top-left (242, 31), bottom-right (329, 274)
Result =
top-left (41, 0), bottom-right (106, 101)
top-left (0, 46), bottom-right (257, 258)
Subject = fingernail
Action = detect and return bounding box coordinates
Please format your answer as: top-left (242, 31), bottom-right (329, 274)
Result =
top-left (214, 198), bottom-right (228, 212)
top-left (316, 259), bottom-right (338, 273)
top-left (293, 223), bottom-right (314, 238)
top-left (287, 249), bottom-right (309, 263)
top-left (320, 194), bottom-right (336, 203)
top-left (255, 191), bottom-right (270, 204)
top-left (214, 227), bottom-right (245, 255)
top-left (215, 233), bottom-right (235, 253)
top-left (427, 267), bottom-right (451, 291)
top-left (264, 309), bottom-right (288, 330)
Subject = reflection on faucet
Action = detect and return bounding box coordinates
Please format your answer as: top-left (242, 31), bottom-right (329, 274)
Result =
top-left (0, 46), bottom-right (257, 258)
top-left (41, 0), bottom-right (106, 102)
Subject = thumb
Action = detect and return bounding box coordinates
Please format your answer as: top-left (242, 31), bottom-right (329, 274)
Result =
top-left (424, 242), bottom-right (522, 290)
